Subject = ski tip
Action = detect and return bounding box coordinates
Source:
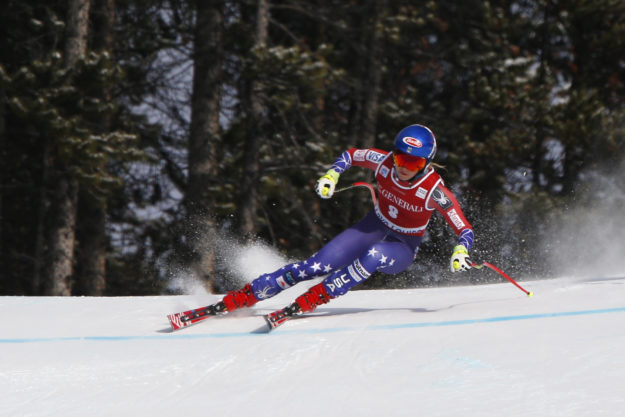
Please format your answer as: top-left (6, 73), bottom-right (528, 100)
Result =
top-left (254, 315), bottom-right (275, 333)
top-left (167, 313), bottom-right (185, 331)
top-left (250, 315), bottom-right (277, 334)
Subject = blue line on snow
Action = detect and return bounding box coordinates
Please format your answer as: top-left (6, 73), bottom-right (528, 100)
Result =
top-left (2, 306), bottom-right (625, 343)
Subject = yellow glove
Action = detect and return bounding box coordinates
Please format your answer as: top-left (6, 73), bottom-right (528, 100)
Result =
top-left (315, 169), bottom-right (340, 199)
top-left (450, 245), bottom-right (472, 272)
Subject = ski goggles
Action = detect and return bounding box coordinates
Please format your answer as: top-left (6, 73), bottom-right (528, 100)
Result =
top-left (392, 151), bottom-right (428, 171)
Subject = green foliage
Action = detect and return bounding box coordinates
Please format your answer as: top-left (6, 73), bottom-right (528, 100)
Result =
top-left (3, 0), bottom-right (625, 295)
top-left (3, 52), bottom-right (143, 197)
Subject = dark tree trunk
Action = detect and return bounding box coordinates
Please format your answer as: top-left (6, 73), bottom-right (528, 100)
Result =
top-left (185, 0), bottom-right (224, 291)
top-left (75, 0), bottom-right (114, 296)
top-left (239, 0), bottom-right (269, 238)
top-left (43, 0), bottom-right (91, 295)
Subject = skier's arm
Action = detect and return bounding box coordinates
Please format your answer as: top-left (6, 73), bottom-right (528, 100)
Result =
top-left (330, 148), bottom-right (388, 173)
top-left (428, 184), bottom-right (474, 272)
top-left (315, 148), bottom-right (387, 199)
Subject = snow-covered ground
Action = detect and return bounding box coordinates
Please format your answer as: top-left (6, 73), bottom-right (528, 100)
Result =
top-left (2, 273), bottom-right (624, 417)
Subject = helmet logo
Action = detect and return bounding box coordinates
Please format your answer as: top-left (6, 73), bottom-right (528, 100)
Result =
top-left (403, 137), bottom-right (422, 148)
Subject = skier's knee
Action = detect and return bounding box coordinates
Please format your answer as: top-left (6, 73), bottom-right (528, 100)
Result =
top-left (361, 241), bottom-right (413, 274)
top-left (324, 258), bottom-right (373, 297)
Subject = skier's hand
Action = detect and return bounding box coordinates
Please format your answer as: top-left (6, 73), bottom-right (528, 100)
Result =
top-left (315, 169), bottom-right (340, 199)
top-left (450, 245), bottom-right (472, 272)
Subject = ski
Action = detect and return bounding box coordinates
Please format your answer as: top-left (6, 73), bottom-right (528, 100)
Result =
top-left (262, 303), bottom-right (301, 332)
top-left (167, 302), bottom-right (226, 331)
top-left (168, 301), bottom-right (303, 333)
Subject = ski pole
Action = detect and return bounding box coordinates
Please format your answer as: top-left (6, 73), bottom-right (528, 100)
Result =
top-left (472, 262), bottom-right (534, 297)
top-left (335, 181), bottom-right (378, 205)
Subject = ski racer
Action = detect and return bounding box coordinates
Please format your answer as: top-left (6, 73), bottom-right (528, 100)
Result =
top-left (214, 124), bottom-right (474, 317)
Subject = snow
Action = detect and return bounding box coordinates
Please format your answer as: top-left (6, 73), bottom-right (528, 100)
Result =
top-left (2, 274), bottom-right (625, 417)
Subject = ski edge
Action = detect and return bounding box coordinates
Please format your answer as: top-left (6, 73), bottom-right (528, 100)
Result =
top-left (262, 307), bottom-right (297, 332)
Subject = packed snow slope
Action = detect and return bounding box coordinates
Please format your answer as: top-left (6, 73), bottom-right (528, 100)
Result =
top-left (2, 275), bottom-right (625, 417)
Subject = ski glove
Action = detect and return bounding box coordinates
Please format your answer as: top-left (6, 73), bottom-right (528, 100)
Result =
top-left (450, 245), bottom-right (472, 272)
top-left (315, 169), bottom-right (340, 199)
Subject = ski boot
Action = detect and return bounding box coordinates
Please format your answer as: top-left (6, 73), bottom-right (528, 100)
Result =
top-left (265, 282), bottom-right (332, 329)
top-left (219, 282), bottom-right (259, 313)
top-left (191, 282), bottom-right (258, 318)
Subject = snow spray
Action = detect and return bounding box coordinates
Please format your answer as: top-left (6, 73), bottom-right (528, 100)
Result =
top-left (542, 161), bottom-right (625, 280)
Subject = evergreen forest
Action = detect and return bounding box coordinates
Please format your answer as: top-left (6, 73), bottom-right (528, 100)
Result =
top-left (1, 0), bottom-right (624, 296)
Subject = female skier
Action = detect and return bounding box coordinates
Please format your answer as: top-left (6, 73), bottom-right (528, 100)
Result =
top-left (213, 124), bottom-right (474, 319)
